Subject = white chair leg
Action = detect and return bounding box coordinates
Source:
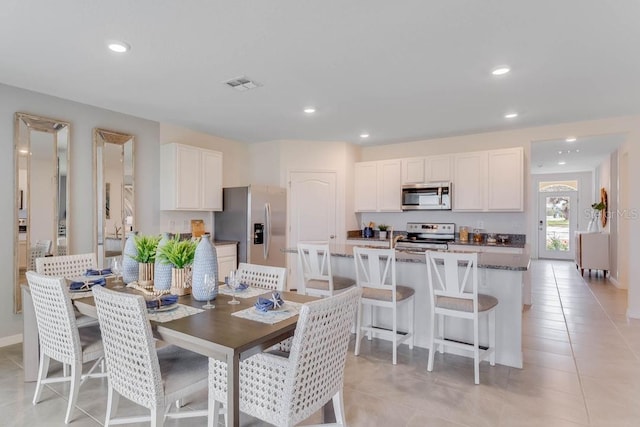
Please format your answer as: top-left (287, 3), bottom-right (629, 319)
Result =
top-left (427, 308), bottom-right (435, 372)
top-left (409, 297), bottom-right (415, 350)
top-left (332, 390), bottom-right (346, 425)
top-left (438, 313), bottom-right (445, 354)
top-left (64, 362), bottom-right (82, 424)
top-left (105, 383), bottom-right (120, 427)
top-left (489, 310), bottom-right (496, 366)
top-left (208, 400), bottom-right (222, 427)
top-left (473, 316), bottom-right (480, 385)
top-left (367, 305), bottom-right (373, 340)
top-left (354, 302), bottom-right (363, 356)
top-left (392, 306), bottom-right (398, 365)
top-left (63, 363), bottom-right (69, 378)
top-left (151, 407), bottom-right (164, 427)
top-left (33, 352), bottom-right (50, 405)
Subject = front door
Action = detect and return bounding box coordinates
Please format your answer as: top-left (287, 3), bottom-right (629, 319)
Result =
top-left (288, 171), bottom-right (337, 289)
top-left (538, 190), bottom-right (578, 260)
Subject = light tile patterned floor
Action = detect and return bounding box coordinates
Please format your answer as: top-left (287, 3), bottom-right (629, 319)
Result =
top-left (2, 260), bottom-right (639, 426)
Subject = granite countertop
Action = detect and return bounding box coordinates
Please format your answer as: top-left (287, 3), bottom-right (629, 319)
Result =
top-left (449, 239), bottom-right (526, 249)
top-left (284, 244), bottom-right (530, 271)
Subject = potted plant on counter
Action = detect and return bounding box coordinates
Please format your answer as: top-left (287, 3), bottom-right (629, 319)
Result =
top-left (378, 224), bottom-right (390, 240)
top-left (156, 235), bottom-right (197, 295)
top-left (130, 234), bottom-right (161, 286)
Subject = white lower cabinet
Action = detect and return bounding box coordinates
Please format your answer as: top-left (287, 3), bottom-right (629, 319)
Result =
top-left (215, 243), bottom-right (237, 281)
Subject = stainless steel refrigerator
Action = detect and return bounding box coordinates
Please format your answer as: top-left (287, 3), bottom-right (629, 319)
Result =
top-left (214, 185), bottom-right (286, 268)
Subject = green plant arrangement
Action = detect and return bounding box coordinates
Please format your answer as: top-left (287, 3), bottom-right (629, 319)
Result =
top-left (591, 201), bottom-right (606, 211)
top-left (156, 235), bottom-right (197, 269)
top-left (130, 235), bottom-right (161, 263)
top-left (378, 224), bottom-right (389, 231)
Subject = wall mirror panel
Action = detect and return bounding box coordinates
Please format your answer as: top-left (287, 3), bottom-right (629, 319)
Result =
top-left (94, 128), bottom-right (135, 268)
top-left (14, 113), bottom-right (71, 313)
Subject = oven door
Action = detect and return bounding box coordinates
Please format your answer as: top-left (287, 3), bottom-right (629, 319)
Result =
top-left (401, 185), bottom-right (451, 210)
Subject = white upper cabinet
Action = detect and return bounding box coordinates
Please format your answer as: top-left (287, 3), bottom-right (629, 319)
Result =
top-left (160, 143), bottom-right (223, 211)
top-left (355, 159), bottom-right (402, 212)
top-left (401, 155), bottom-right (452, 184)
top-left (453, 147), bottom-right (523, 212)
top-left (425, 154), bottom-right (452, 182)
top-left (453, 151), bottom-right (487, 211)
top-left (401, 157), bottom-right (425, 184)
top-left (487, 148), bottom-right (524, 211)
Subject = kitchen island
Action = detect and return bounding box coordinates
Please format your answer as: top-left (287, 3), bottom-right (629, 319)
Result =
top-left (287, 244), bottom-right (529, 368)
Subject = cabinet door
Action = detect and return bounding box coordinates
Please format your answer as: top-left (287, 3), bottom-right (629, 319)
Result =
top-left (487, 148), bottom-right (523, 211)
top-left (201, 150), bottom-right (223, 211)
top-left (354, 162), bottom-right (378, 212)
top-left (425, 154), bottom-right (452, 182)
top-left (175, 145), bottom-right (201, 209)
top-left (378, 160), bottom-right (402, 211)
top-left (453, 152), bottom-right (486, 211)
top-left (401, 157), bottom-right (425, 184)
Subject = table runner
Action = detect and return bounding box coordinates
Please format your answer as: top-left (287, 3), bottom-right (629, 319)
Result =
top-left (231, 300), bottom-right (302, 325)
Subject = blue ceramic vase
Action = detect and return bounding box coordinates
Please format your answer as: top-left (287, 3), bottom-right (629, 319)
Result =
top-left (153, 232), bottom-right (172, 290)
top-left (122, 231), bottom-right (139, 284)
top-left (191, 234), bottom-right (218, 301)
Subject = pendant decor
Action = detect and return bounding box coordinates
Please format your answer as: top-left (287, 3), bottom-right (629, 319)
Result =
top-left (191, 233), bottom-right (218, 301)
top-left (154, 232), bottom-right (172, 291)
top-left (122, 231), bottom-right (139, 284)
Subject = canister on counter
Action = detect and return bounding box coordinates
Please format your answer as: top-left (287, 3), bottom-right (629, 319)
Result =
top-left (459, 226), bottom-right (469, 242)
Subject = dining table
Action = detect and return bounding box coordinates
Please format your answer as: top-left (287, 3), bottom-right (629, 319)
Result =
top-left (23, 283), bottom-right (316, 427)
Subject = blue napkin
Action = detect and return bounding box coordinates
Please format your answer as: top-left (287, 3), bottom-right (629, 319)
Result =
top-left (69, 277), bottom-right (106, 291)
top-left (86, 268), bottom-right (112, 276)
top-left (146, 294), bottom-right (179, 310)
top-left (255, 292), bottom-right (284, 312)
top-left (225, 279), bottom-right (249, 291)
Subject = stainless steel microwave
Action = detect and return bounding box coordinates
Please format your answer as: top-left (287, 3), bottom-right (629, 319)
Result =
top-left (401, 182), bottom-right (452, 210)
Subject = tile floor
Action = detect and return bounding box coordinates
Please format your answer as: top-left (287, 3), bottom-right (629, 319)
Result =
top-left (1, 260), bottom-right (639, 426)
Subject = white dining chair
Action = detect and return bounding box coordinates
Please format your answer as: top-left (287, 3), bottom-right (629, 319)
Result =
top-left (36, 252), bottom-right (98, 278)
top-left (92, 286), bottom-right (208, 426)
top-left (353, 247), bottom-right (415, 365)
top-left (28, 245), bottom-right (48, 272)
top-left (26, 271), bottom-right (106, 424)
top-left (208, 286), bottom-right (361, 427)
top-left (425, 251), bottom-right (498, 384)
top-left (236, 262), bottom-right (286, 291)
top-left (297, 242), bottom-right (356, 297)
top-left (36, 252), bottom-right (100, 328)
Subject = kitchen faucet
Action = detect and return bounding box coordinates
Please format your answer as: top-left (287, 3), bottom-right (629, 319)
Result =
top-left (389, 227), bottom-right (405, 249)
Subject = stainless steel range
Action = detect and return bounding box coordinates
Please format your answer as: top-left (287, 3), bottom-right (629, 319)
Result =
top-left (395, 222), bottom-right (455, 251)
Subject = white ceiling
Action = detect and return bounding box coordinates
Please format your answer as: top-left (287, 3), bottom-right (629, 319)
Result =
top-left (2, 1), bottom-right (640, 147)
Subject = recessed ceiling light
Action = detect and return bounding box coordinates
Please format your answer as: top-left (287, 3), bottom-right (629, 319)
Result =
top-left (303, 107), bottom-right (316, 114)
top-left (107, 41), bottom-right (130, 53)
top-left (492, 66), bottom-right (511, 76)
top-left (565, 137), bottom-right (577, 142)
top-left (575, 149), bottom-right (580, 153)
top-left (504, 112), bottom-right (518, 119)
top-left (558, 161), bottom-right (566, 165)
top-left (558, 150), bottom-right (563, 154)
top-left (360, 133), bottom-right (370, 138)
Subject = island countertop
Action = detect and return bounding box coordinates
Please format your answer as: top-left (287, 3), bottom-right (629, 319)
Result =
top-left (284, 244), bottom-right (530, 271)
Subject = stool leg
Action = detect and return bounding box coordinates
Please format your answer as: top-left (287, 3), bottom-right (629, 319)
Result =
top-left (489, 310), bottom-right (496, 366)
top-left (354, 301), bottom-right (363, 356)
top-left (427, 308), bottom-right (436, 372)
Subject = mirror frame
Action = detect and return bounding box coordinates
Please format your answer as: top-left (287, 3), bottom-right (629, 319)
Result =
top-left (14, 112), bottom-right (71, 313)
top-left (93, 128), bottom-right (135, 268)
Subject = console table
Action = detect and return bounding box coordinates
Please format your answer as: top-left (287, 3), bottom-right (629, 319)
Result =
top-left (574, 231), bottom-right (609, 277)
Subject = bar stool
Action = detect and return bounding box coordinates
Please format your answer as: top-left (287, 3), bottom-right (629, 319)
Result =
top-left (353, 247), bottom-right (415, 365)
top-left (425, 251), bottom-right (498, 384)
top-left (297, 242), bottom-right (355, 297)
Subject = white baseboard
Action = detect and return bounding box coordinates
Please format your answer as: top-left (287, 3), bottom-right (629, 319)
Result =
top-left (627, 309), bottom-right (640, 320)
top-left (0, 334), bottom-right (23, 348)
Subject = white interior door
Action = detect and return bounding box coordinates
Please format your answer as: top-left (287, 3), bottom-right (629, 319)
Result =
top-left (288, 171), bottom-right (337, 289)
top-left (538, 191), bottom-right (578, 260)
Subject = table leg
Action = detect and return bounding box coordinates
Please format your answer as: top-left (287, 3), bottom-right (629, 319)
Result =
top-left (227, 352), bottom-right (240, 427)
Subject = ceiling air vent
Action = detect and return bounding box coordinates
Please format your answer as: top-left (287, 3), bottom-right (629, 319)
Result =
top-left (223, 76), bottom-right (261, 91)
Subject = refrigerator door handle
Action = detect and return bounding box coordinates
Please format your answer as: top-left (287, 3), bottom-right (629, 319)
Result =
top-left (264, 202), bottom-right (271, 260)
